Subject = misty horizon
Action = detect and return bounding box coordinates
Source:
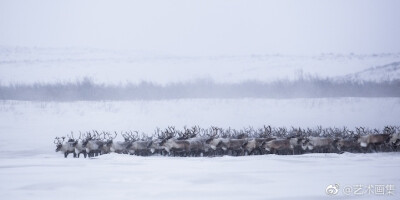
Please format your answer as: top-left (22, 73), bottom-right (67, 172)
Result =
top-left (1, 77), bottom-right (399, 101)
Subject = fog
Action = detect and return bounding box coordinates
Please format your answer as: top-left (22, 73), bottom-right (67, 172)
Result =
top-left (1, 0), bottom-right (400, 55)
top-left (1, 1), bottom-right (400, 199)
top-left (1, 78), bottom-right (399, 101)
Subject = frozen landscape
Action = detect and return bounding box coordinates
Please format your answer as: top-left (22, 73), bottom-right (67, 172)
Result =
top-left (1, 0), bottom-right (400, 199)
top-left (1, 46), bottom-right (400, 85)
top-left (0, 50), bottom-right (399, 199)
top-left (1, 153), bottom-right (399, 200)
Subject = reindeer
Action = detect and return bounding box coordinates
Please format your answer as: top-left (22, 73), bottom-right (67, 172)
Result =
top-left (357, 134), bottom-right (390, 152)
top-left (159, 127), bottom-right (190, 156)
top-left (55, 126), bottom-right (400, 158)
top-left (82, 131), bottom-right (105, 157)
top-left (262, 138), bottom-right (294, 155)
top-left (301, 136), bottom-right (338, 153)
top-left (260, 127), bottom-right (305, 155)
top-left (383, 126), bottom-right (400, 151)
top-left (54, 136), bottom-right (76, 158)
top-left (149, 128), bottom-right (168, 155)
top-left (389, 127), bottom-right (400, 151)
top-left (336, 137), bottom-right (359, 153)
top-left (109, 131), bottom-right (134, 154)
top-left (357, 127), bottom-right (391, 153)
top-left (185, 126), bottom-right (211, 157)
top-left (390, 133), bottom-right (400, 150)
top-left (244, 138), bottom-right (273, 155)
top-left (205, 127), bottom-right (229, 156)
top-left (244, 126), bottom-right (274, 155)
top-left (161, 139), bottom-right (190, 156)
top-left (149, 138), bottom-right (165, 155)
top-left (74, 132), bottom-right (87, 158)
top-left (100, 131), bottom-right (115, 155)
top-left (335, 130), bottom-right (359, 153)
top-left (160, 127), bottom-right (190, 156)
top-left (129, 133), bottom-right (153, 156)
top-left (217, 138), bottom-right (248, 156)
top-left (288, 136), bottom-right (305, 155)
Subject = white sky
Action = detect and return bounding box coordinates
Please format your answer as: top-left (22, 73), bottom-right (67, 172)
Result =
top-left (0, 0), bottom-right (399, 55)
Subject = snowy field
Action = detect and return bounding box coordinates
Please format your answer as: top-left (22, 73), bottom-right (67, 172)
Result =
top-left (0, 47), bottom-right (400, 198)
top-left (1, 0), bottom-right (400, 198)
top-left (1, 153), bottom-right (399, 200)
top-left (0, 98), bottom-right (399, 199)
top-left (0, 48), bottom-right (399, 199)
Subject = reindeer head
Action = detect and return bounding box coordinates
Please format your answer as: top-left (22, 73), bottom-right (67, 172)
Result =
top-left (176, 131), bottom-right (187, 140)
top-left (300, 138), bottom-right (311, 150)
top-left (159, 127), bottom-right (176, 145)
top-left (149, 139), bottom-right (163, 153)
top-left (332, 138), bottom-right (340, 147)
top-left (54, 137), bottom-right (64, 152)
top-left (103, 132), bottom-right (117, 146)
top-left (146, 140), bottom-right (153, 148)
top-left (205, 131), bottom-right (218, 144)
top-left (159, 135), bottom-right (174, 146)
top-left (121, 131), bottom-right (137, 142)
top-left (66, 132), bottom-right (76, 143)
top-left (81, 132), bottom-right (93, 147)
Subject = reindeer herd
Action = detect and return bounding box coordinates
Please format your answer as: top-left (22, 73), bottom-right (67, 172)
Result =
top-left (54, 126), bottom-right (400, 158)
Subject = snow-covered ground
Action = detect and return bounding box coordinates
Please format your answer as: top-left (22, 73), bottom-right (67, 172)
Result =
top-left (1, 47), bottom-right (400, 85)
top-left (1, 152), bottom-right (399, 200)
top-left (0, 98), bottom-right (399, 199)
top-left (1, 0), bottom-right (400, 199)
top-left (0, 47), bottom-right (399, 199)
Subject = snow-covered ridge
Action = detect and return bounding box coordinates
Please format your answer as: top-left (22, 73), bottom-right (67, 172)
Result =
top-left (344, 61), bottom-right (400, 82)
top-left (1, 47), bottom-right (400, 85)
top-left (1, 46), bottom-right (399, 63)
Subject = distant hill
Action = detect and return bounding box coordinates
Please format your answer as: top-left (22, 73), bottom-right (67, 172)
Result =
top-left (343, 61), bottom-right (400, 82)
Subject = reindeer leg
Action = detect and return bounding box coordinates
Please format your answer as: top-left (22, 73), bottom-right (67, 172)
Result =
top-left (372, 144), bottom-right (377, 153)
top-left (249, 149), bottom-right (254, 156)
top-left (367, 144), bottom-right (372, 153)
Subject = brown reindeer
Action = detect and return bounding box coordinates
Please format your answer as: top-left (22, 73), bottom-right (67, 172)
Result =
top-left (301, 137), bottom-right (338, 153)
top-left (356, 127), bottom-right (391, 152)
top-left (159, 127), bottom-right (190, 156)
top-left (262, 139), bottom-right (293, 155)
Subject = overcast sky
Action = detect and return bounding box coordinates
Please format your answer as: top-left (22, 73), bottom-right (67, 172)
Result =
top-left (1, 0), bottom-right (399, 55)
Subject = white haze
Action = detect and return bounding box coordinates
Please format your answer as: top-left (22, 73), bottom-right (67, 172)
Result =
top-left (1, 1), bottom-right (400, 199)
top-left (1, 47), bottom-right (399, 86)
top-left (1, 0), bottom-right (400, 56)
